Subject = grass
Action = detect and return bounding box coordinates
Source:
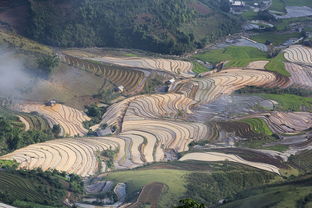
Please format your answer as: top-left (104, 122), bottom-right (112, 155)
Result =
top-left (193, 46), bottom-right (268, 67)
top-left (241, 118), bottom-right (273, 136)
top-left (241, 11), bottom-right (258, 20)
top-left (192, 61), bottom-right (208, 74)
top-left (265, 53), bottom-right (290, 77)
top-left (264, 144), bottom-right (289, 152)
top-left (284, 0), bottom-right (312, 7)
top-left (0, 30), bottom-right (53, 55)
top-left (124, 53), bottom-right (138, 57)
top-left (269, 0), bottom-right (286, 12)
top-left (0, 160), bottom-right (18, 168)
top-left (251, 32), bottom-right (301, 46)
top-left (106, 169), bottom-right (189, 207)
top-left (12, 201), bottom-right (61, 208)
top-left (258, 93), bottom-right (312, 112)
top-left (193, 46), bottom-right (290, 76)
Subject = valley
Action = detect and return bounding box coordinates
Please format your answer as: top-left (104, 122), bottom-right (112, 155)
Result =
top-left (0, 0), bottom-right (312, 207)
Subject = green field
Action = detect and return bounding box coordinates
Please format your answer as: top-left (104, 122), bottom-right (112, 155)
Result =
top-left (259, 94), bottom-right (312, 112)
top-left (269, 0), bottom-right (286, 12)
top-left (192, 61), bottom-right (209, 74)
top-left (106, 169), bottom-right (188, 207)
top-left (251, 32), bottom-right (301, 46)
top-left (193, 46), bottom-right (290, 76)
top-left (241, 11), bottom-right (258, 20)
top-left (241, 118), bottom-right (273, 136)
top-left (264, 53), bottom-right (290, 77)
top-left (193, 46), bottom-right (268, 67)
top-left (105, 161), bottom-right (279, 207)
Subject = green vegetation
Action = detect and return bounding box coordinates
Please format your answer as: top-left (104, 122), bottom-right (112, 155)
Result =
top-left (284, 0), bottom-right (312, 7)
top-left (241, 11), bottom-right (258, 20)
top-left (36, 54), bottom-right (60, 77)
top-left (143, 75), bottom-right (164, 94)
top-left (0, 168), bottom-right (83, 207)
top-left (219, 174), bottom-right (312, 208)
top-left (269, 0), bottom-right (286, 12)
top-left (289, 150), bottom-right (312, 174)
top-left (186, 170), bottom-right (275, 206)
top-left (259, 94), bottom-right (312, 112)
top-left (192, 62), bottom-right (208, 74)
top-left (275, 17), bottom-right (312, 31)
top-left (101, 149), bottom-right (118, 169)
top-left (83, 104), bottom-right (107, 130)
top-left (27, 0), bottom-right (239, 54)
top-left (237, 86), bottom-right (312, 97)
top-left (107, 169), bottom-right (188, 207)
top-left (251, 32), bottom-right (301, 46)
top-left (241, 118), bottom-right (273, 136)
top-left (194, 46), bottom-right (289, 76)
top-left (0, 31), bottom-right (52, 55)
top-left (174, 199), bottom-right (205, 208)
top-left (106, 161), bottom-right (278, 207)
top-left (265, 53), bottom-right (290, 77)
top-left (0, 160), bottom-right (18, 169)
top-left (193, 46), bottom-right (268, 67)
top-left (19, 112), bottom-right (51, 131)
top-left (0, 116), bottom-right (54, 155)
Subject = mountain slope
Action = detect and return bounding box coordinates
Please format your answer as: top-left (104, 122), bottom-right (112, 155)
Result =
top-left (26, 0), bottom-right (240, 54)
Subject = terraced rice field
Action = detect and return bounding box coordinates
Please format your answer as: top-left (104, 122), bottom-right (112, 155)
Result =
top-left (62, 50), bottom-right (194, 76)
top-left (246, 61), bottom-right (269, 69)
top-left (0, 172), bottom-right (43, 203)
top-left (285, 62), bottom-right (312, 89)
top-left (61, 55), bottom-right (146, 94)
top-left (263, 112), bottom-right (312, 134)
top-left (100, 93), bottom-right (208, 164)
top-left (284, 45), bottom-right (312, 65)
top-left (170, 68), bottom-right (278, 104)
top-left (0, 137), bottom-right (124, 177)
top-left (17, 113), bottom-right (50, 131)
top-left (180, 152), bottom-right (280, 174)
top-left (15, 104), bottom-right (90, 136)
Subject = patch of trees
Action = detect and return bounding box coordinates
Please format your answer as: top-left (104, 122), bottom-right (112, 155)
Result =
top-left (83, 104), bottom-right (107, 130)
top-left (236, 86), bottom-right (312, 97)
top-left (0, 117), bottom-right (54, 155)
top-left (0, 168), bottom-right (83, 207)
top-left (36, 54), bottom-right (60, 78)
top-left (185, 170), bottom-right (275, 206)
top-left (27, 0), bottom-right (239, 54)
top-left (101, 149), bottom-right (118, 169)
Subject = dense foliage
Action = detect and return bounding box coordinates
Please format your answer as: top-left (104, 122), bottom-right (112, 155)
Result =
top-left (27, 0), bottom-right (239, 54)
top-left (0, 117), bottom-right (54, 155)
top-left (186, 170), bottom-right (275, 206)
top-left (0, 168), bottom-right (83, 207)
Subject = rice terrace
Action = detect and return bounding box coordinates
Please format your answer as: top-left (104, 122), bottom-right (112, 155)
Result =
top-left (1, 0), bottom-right (312, 207)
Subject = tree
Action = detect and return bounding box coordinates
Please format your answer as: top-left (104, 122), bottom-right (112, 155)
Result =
top-left (174, 199), bottom-right (205, 208)
top-left (220, 0), bottom-right (231, 12)
top-left (37, 54), bottom-right (60, 77)
top-left (52, 124), bottom-right (61, 137)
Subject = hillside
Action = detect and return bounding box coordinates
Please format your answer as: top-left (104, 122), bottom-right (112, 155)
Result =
top-left (25, 0), bottom-right (240, 54)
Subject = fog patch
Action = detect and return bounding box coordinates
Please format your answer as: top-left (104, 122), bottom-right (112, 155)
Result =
top-left (0, 48), bottom-right (35, 99)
